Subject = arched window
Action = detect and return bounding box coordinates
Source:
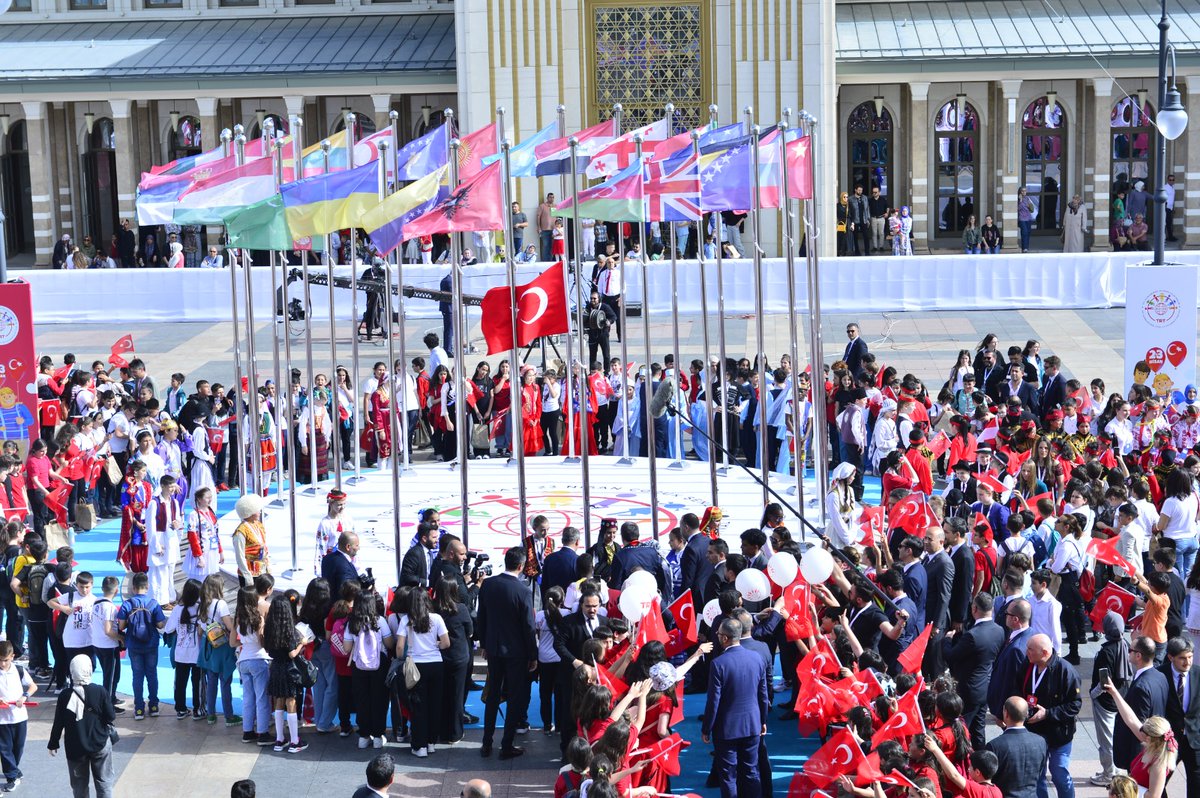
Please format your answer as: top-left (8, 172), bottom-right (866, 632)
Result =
top-left (250, 113), bottom-right (289, 140)
top-left (332, 112), bottom-right (377, 140)
top-left (846, 102), bottom-right (892, 201)
top-left (170, 116), bottom-right (202, 161)
top-left (934, 98), bottom-right (980, 236)
top-left (1, 120), bottom-right (34, 255)
top-left (1021, 97), bottom-right (1067, 232)
top-left (84, 118), bottom-right (119, 245)
top-left (1111, 95), bottom-right (1155, 197)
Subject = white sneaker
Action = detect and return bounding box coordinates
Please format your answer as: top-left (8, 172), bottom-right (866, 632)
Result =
top-left (428, 743), bottom-right (436, 753)
top-left (412, 747), bottom-right (428, 758)
top-left (358, 736), bottom-right (369, 749)
top-left (372, 736), bottom-right (383, 749)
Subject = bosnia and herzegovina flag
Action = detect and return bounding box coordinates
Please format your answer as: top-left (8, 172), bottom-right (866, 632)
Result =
top-left (360, 167), bottom-right (447, 256)
top-left (280, 160), bottom-right (381, 238)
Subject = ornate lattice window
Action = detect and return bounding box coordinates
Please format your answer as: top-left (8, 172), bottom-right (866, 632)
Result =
top-left (1111, 95), bottom-right (1155, 197)
top-left (846, 102), bottom-right (892, 201)
top-left (934, 98), bottom-right (980, 235)
top-left (590, 3), bottom-right (706, 133)
top-left (1021, 97), bottom-right (1068, 232)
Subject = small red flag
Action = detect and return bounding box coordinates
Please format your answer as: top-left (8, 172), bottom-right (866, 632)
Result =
top-left (856, 751), bottom-right (920, 788)
top-left (804, 726), bottom-right (867, 788)
top-left (635, 599), bottom-right (670, 649)
top-left (1026, 490), bottom-right (1053, 508)
top-left (43, 482), bottom-right (72, 527)
top-left (1088, 535), bottom-right (1139, 577)
top-left (793, 676), bottom-right (839, 736)
top-left (897, 623), bottom-right (933, 674)
top-left (595, 660), bottom-right (628, 698)
top-left (782, 578), bottom-right (814, 640)
top-left (926, 431), bottom-right (951, 459)
top-left (796, 635), bottom-right (841, 681)
top-left (110, 334), bottom-right (135, 356)
top-left (479, 264), bottom-right (571, 355)
top-left (667, 591), bottom-right (698, 645)
top-left (872, 684), bottom-right (925, 745)
top-left (1089, 581), bottom-right (1138, 631)
top-left (59, 457), bottom-right (86, 482)
top-left (976, 471), bottom-right (1009, 497)
top-left (107, 353), bottom-right (129, 369)
top-left (858, 504), bottom-right (885, 547)
top-left (887, 494), bottom-right (925, 536)
top-left (1006, 447), bottom-right (1033, 476)
top-left (641, 732), bottom-right (689, 776)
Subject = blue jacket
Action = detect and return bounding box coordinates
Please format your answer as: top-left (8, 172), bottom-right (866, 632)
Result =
top-left (610, 542), bottom-right (668, 600)
top-left (703, 644), bottom-right (769, 742)
top-left (321, 549), bottom-right (359, 598)
top-left (901, 562), bottom-right (927, 630)
top-left (541, 547), bottom-right (579, 597)
top-left (987, 626), bottom-right (1033, 718)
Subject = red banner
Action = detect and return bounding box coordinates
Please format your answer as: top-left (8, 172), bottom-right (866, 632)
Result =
top-left (0, 284), bottom-right (37, 453)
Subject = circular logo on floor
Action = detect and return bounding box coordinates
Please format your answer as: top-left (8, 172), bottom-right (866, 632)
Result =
top-left (1142, 289), bottom-right (1181, 328)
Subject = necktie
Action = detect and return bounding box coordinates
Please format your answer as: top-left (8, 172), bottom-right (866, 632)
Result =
top-left (1179, 672), bottom-right (1187, 708)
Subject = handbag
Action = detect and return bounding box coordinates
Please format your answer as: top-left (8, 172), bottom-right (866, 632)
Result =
top-left (471, 422), bottom-right (490, 450)
top-left (403, 655), bottom-right (420, 690)
top-left (75, 501), bottom-right (96, 531)
top-left (413, 418), bottom-right (432, 449)
top-left (291, 656), bottom-right (318, 689)
top-left (104, 457), bottom-right (121, 485)
top-left (44, 521), bottom-right (70, 551)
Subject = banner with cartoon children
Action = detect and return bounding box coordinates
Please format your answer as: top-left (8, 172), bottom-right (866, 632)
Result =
top-left (0, 284), bottom-right (37, 452)
top-left (1124, 264), bottom-right (1198, 402)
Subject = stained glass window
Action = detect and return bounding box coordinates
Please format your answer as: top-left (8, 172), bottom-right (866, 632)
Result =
top-left (846, 102), bottom-right (892, 200)
top-left (591, 4), bottom-right (705, 133)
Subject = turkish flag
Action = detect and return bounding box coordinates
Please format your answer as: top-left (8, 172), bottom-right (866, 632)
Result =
top-left (108, 353), bottom-right (129, 369)
top-left (804, 727), bottom-right (867, 788)
top-left (793, 676), bottom-right (839, 736)
top-left (856, 751), bottom-right (920, 788)
top-left (832, 668), bottom-right (883, 706)
top-left (897, 622), bottom-right (933, 674)
top-left (479, 264), bottom-right (570, 354)
top-left (43, 482), bottom-right (72, 527)
top-left (859, 505), bottom-right (885, 547)
top-left (1006, 447), bottom-right (1033, 476)
top-left (889, 495), bottom-right (936, 537)
top-left (1088, 535), bottom-right (1139, 577)
top-left (786, 774), bottom-right (824, 798)
top-left (782, 578), bottom-right (814, 640)
top-left (1089, 581), bottom-right (1138, 631)
top-left (1026, 490), bottom-right (1053, 509)
top-left (635, 599), bottom-right (670, 649)
top-left (796, 635), bottom-right (841, 681)
top-left (976, 471), bottom-right (1009, 497)
top-left (872, 685), bottom-right (925, 745)
top-left (59, 456), bottom-right (86, 482)
top-left (595, 661), bottom-right (628, 698)
top-left (667, 592), bottom-right (698, 645)
top-left (641, 732), bottom-right (689, 776)
top-left (86, 457), bottom-right (104, 489)
top-left (110, 334), bottom-right (135, 356)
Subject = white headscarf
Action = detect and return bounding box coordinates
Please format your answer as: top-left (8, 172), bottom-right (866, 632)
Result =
top-left (66, 654), bottom-right (94, 721)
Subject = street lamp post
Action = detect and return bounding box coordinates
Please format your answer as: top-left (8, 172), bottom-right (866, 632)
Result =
top-left (1152, 0), bottom-right (1190, 265)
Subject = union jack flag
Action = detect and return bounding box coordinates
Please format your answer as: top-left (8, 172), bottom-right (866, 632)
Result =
top-left (644, 151), bottom-right (701, 222)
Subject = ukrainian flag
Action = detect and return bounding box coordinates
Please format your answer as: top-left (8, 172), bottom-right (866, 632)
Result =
top-left (280, 160), bottom-right (380, 238)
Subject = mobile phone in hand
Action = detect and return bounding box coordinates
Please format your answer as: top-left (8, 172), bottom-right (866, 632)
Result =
top-left (1099, 667), bottom-right (1110, 685)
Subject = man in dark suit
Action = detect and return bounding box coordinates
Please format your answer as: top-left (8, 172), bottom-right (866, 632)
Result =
top-left (997, 366), bottom-right (1041, 418)
top-left (945, 592), bottom-right (1006, 750)
top-left (1022, 634), bottom-right (1082, 798)
top-left (430, 533), bottom-right (469, 599)
top-left (399, 522), bottom-right (439, 588)
top-left (1160, 636), bottom-right (1200, 798)
top-left (987, 598), bottom-right (1033, 720)
top-left (922, 528), bottom-right (955, 677)
top-left (540, 526), bottom-right (581, 601)
top-left (897, 538), bottom-right (927, 631)
top-left (1114, 635), bottom-right (1170, 772)
top-left (475, 546), bottom-right (537, 760)
top-left (351, 753), bottom-right (394, 798)
top-left (703, 539), bottom-right (730, 606)
top-left (975, 350), bottom-right (1005, 402)
top-left (987, 697), bottom-right (1047, 798)
top-left (842, 323), bottom-right (868, 378)
top-left (678, 513), bottom-right (713, 608)
top-left (847, 578), bottom-right (889, 653)
top-left (609, 521), bottom-right (668, 597)
top-left (551, 585), bottom-right (607, 752)
top-left (944, 518), bottom-right (976, 631)
top-left (1040, 356), bottom-right (1066, 412)
top-left (319, 532), bottom-right (360, 597)
top-left (703, 618), bottom-right (769, 798)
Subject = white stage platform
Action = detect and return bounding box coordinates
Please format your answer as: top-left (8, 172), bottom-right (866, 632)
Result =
top-left (216, 456), bottom-right (822, 592)
top-left (27, 251), bottom-right (1200, 324)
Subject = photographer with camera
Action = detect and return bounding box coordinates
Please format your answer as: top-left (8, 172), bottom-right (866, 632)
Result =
top-left (584, 292), bottom-right (617, 373)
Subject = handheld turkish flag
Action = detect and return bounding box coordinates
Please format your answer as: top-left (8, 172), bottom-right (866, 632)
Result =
top-left (888, 494), bottom-right (925, 536)
top-left (782, 578), bottom-right (814, 640)
top-left (642, 733), bottom-right (689, 776)
top-left (872, 684), bottom-right (925, 745)
top-left (856, 751), bottom-right (920, 788)
top-left (1089, 581), bottom-right (1138, 631)
top-left (786, 774), bottom-right (824, 798)
top-left (59, 456), bottom-right (86, 482)
top-left (1088, 535), bottom-right (1139, 577)
top-left (804, 726), bottom-right (867, 788)
top-left (897, 623), bottom-right (934, 674)
top-left (595, 660), bottom-right (629, 698)
top-left (793, 676), bottom-right (839, 736)
top-left (831, 668), bottom-right (883, 707)
top-left (976, 471), bottom-right (1009, 497)
top-left (1006, 447), bottom-right (1033, 476)
top-left (1026, 490), bottom-right (1053, 509)
top-left (86, 457), bottom-right (104, 489)
top-left (667, 591), bottom-right (698, 645)
top-left (796, 635), bottom-right (841, 681)
top-left (858, 504), bottom-right (885, 547)
top-left (479, 264), bottom-right (570, 354)
top-left (111, 334), bottom-right (135, 357)
top-left (44, 483), bottom-right (73, 527)
top-left (635, 599), bottom-right (670, 649)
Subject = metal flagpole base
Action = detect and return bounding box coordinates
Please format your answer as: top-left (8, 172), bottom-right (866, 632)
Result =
top-left (301, 485), bottom-right (321, 496)
top-left (615, 457), bottom-right (636, 466)
top-left (668, 460), bottom-right (686, 470)
top-left (562, 456), bottom-right (581, 465)
top-left (267, 497), bottom-right (286, 509)
top-left (279, 568), bottom-right (307, 580)
top-left (346, 475), bottom-right (367, 485)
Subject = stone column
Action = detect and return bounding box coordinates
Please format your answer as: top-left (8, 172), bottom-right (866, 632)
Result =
top-left (999, 80), bottom-right (1022, 251)
top-left (909, 82), bottom-right (930, 250)
top-left (195, 96), bottom-right (218, 152)
top-left (21, 102), bottom-right (54, 267)
top-left (371, 94), bottom-right (392, 135)
top-left (1184, 79), bottom-right (1200, 248)
top-left (1090, 78), bottom-right (1113, 251)
top-left (108, 99), bottom-right (138, 230)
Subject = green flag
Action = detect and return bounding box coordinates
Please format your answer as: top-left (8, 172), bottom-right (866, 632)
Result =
top-left (223, 194), bottom-right (323, 251)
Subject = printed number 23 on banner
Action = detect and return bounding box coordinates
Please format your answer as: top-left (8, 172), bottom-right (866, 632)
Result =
top-left (1124, 266), bottom-right (1198, 396)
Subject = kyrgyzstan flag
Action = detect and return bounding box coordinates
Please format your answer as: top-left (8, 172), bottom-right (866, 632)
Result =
top-left (1089, 581), bottom-right (1138, 631)
top-left (479, 264), bottom-right (570, 354)
top-left (897, 622), bottom-right (934, 675)
top-left (457, 122), bottom-right (499, 181)
top-left (785, 135), bottom-right (813, 201)
top-left (804, 726), bottom-right (866, 788)
top-left (1088, 535), bottom-right (1139, 577)
top-left (872, 684), bottom-right (925, 745)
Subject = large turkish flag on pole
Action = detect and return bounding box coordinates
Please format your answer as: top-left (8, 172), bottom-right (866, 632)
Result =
top-left (479, 264), bottom-right (570, 354)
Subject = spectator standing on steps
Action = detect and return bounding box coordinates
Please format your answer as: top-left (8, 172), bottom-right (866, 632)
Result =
top-left (537, 194), bottom-right (556, 262)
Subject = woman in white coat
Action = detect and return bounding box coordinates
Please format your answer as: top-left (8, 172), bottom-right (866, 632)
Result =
top-left (825, 462), bottom-right (861, 549)
top-left (870, 399), bottom-right (899, 474)
top-left (188, 421), bottom-right (217, 500)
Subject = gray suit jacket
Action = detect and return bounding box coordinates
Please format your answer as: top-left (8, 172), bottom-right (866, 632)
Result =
top-left (987, 726), bottom-right (1047, 798)
top-left (924, 550), bottom-right (955, 631)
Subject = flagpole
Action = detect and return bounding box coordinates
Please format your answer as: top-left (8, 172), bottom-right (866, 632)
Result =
top-left (710, 104), bottom-right (731, 478)
top-left (501, 140), bottom-right (529, 542)
top-left (322, 140), bottom-right (344, 492)
top-left (222, 128), bottom-right (249, 497)
top-left (448, 135), bottom-right (471, 542)
top-left (693, 130), bottom-right (718, 507)
top-left (272, 131), bottom-right (300, 575)
top-left (389, 109), bottom-right (413, 475)
top-left (264, 119), bottom-right (288, 509)
top-left (292, 115), bottom-right (321, 496)
top-left (800, 111), bottom-right (828, 525)
top-left (567, 137), bottom-right (592, 544)
top-left (344, 112), bottom-right (365, 486)
top-left (745, 107), bottom-right (769, 506)
top-left (778, 110), bottom-right (805, 524)
top-left (663, 106), bottom-right (685, 472)
top-left (236, 128), bottom-right (265, 497)
top-left (557, 104), bottom-right (578, 464)
top-left (378, 137), bottom-right (405, 576)
top-left (635, 133), bottom-right (659, 540)
top-left (612, 103), bottom-right (634, 468)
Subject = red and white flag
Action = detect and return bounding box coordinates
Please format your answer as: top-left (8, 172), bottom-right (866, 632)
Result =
top-left (478, 264), bottom-right (570, 355)
top-left (785, 135), bottom-right (814, 201)
top-left (586, 117), bottom-right (671, 179)
top-left (872, 684), bottom-right (925, 745)
top-left (804, 727), bottom-right (867, 788)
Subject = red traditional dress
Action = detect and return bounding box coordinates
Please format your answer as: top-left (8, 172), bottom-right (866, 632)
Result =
top-left (369, 389), bottom-right (392, 460)
top-left (521, 383), bottom-right (542, 456)
top-left (119, 477), bottom-right (152, 573)
top-left (631, 695), bottom-right (675, 792)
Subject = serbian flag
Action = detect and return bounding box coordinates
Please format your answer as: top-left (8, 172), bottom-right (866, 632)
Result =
top-left (641, 733), bottom-right (689, 776)
top-left (478, 264), bottom-right (571, 354)
top-left (1088, 535), bottom-right (1139, 577)
top-left (44, 483), bottom-right (73, 527)
top-left (782, 578), bottom-right (814, 640)
top-left (859, 504), bottom-right (885, 547)
top-left (1089, 581), bottom-right (1138, 631)
top-left (873, 684), bottom-right (925, 745)
top-left (635, 599), bottom-right (670, 649)
top-left (667, 591), bottom-right (698, 645)
top-left (456, 122), bottom-right (499, 180)
top-left (785, 135), bottom-right (814, 200)
top-left (804, 726), bottom-right (867, 788)
top-left (595, 660), bottom-right (628, 697)
top-left (402, 160), bottom-right (503, 238)
top-left (897, 623), bottom-right (934, 674)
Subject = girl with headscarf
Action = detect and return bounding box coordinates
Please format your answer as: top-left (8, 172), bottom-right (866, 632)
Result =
top-left (825, 462), bottom-right (860, 549)
top-left (296, 387), bottom-right (332, 484)
top-left (870, 399), bottom-right (899, 472)
top-left (891, 207), bottom-right (913, 256)
top-left (166, 241), bottom-right (185, 269)
top-left (48, 655), bottom-right (115, 798)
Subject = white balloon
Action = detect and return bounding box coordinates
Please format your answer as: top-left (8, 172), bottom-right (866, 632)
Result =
top-left (701, 598), bottom-right (722, 627)
top-left (0, 0), bottom-right (12, 14)
top-left (618, 585), bottom-right (653, 622)
top-left (799, 547), bottom-right (835, 585)
top-left (623, 570), bottom-right (658, 597)
top-left (734, 568), bottom-right (772, 602)
top-left (766, 552), bottom-right (799, 587)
